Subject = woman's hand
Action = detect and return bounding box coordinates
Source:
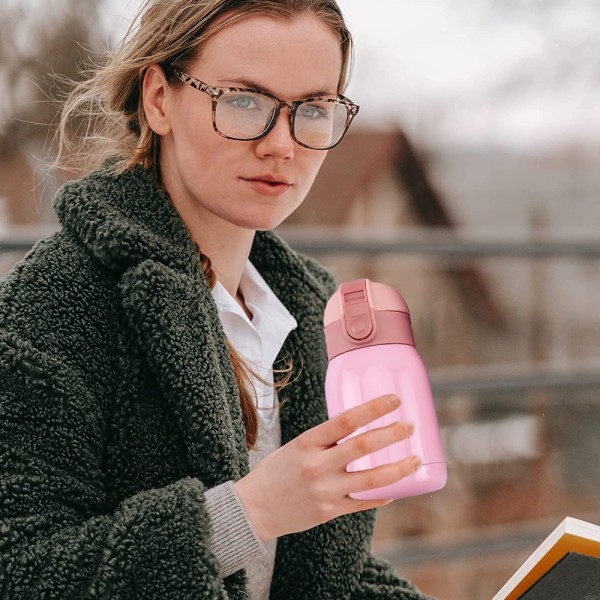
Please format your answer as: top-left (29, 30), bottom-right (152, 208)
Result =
top-left (232, 394), bottom-right (420, 542)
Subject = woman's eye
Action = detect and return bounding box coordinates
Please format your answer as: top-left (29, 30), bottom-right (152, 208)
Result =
top-left (228, 94), bottom-right (259, 110)
top-left (298, 103), bottom-right (329, 120)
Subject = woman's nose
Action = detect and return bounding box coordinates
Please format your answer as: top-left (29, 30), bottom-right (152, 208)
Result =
top-left (254, 108), bottom-right (295, 159)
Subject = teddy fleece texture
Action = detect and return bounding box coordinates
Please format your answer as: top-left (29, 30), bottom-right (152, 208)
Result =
top-left (0, 165), bottom-right (433, 600)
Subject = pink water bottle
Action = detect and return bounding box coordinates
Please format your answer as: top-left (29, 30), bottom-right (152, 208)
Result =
top-left (324, 278), bottom-right (447, 500)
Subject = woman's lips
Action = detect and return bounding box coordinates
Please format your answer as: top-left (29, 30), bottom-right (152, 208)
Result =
top-left (241, 177), bottom-right (292, 196)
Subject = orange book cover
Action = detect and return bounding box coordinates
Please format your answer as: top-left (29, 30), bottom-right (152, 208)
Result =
top-left (492, 517), bottom-right (600, 600)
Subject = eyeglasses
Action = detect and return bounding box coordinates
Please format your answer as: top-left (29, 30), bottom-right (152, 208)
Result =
top-left (170, 68), bottom-right (359, 150)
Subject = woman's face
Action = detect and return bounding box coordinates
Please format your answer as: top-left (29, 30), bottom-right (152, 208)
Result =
top-left (154, 12), bottom-right (343, 232)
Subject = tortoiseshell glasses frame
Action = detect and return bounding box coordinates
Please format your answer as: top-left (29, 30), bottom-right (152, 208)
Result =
top-left (170, 68), bottom-right (360, 150)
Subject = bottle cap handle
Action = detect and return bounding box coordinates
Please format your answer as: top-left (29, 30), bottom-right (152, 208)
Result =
top-left (340, 280), bottom-right (376, 342)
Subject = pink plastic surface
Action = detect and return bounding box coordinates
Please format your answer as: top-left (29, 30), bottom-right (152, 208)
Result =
top-left (325, 344), bottom-right (447, 500)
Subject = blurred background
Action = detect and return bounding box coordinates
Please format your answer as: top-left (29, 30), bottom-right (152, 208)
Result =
top-left (2, 0), bottom-right (600, 598)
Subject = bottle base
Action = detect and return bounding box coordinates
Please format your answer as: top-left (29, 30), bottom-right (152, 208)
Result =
top-left (348, 462), bottom-right (447, 501)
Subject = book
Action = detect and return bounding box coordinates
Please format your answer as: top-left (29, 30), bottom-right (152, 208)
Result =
top-left (492, 517), bottom-right (600, 600)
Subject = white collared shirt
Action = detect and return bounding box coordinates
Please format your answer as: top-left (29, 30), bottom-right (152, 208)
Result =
top-left (210, 258), bottom-right (298, 428)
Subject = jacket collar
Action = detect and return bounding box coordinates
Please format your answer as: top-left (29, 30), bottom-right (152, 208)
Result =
top-left (54, 164), bottom-right (203, 276)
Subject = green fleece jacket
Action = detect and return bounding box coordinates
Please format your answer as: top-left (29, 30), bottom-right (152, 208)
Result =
top-left (0, 165), bottom-right (433, 600)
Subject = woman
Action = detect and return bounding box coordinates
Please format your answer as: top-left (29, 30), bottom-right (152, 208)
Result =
top-left (0, 1), bottom-right (432, 599)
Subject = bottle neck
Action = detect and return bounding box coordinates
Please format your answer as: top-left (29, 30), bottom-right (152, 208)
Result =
top-left (324, 311), bottom-right (415, 361)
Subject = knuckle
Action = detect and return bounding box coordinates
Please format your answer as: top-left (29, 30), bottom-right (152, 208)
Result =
top-left (337, 412), bottom-right (356, 433)
top-left (354, 435), bottom-right (374, 455)
top-left (361, 473), bottom-right (378, 490)
top-left (300, 458), bottom-right (322, 482)
top-left (316, 501), bottom-right (334, 522)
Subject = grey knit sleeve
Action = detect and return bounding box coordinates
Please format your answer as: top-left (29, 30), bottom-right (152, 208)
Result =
top-left (204, 480), bottom-right (267, 578)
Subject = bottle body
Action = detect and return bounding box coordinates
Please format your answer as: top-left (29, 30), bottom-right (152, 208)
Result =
top-left (325, 343), bottom-right (447, 500)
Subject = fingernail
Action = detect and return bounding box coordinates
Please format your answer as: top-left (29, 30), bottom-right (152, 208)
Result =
top-left (412, 456), bottom-right (423, 470)
top-left (388, 395), bottom-right (400, 407)
top-left (406, 422), bottom-right (415, 436)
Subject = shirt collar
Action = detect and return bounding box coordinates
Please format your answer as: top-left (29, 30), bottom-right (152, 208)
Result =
top-left (211, 259), bottom-right (298, 367)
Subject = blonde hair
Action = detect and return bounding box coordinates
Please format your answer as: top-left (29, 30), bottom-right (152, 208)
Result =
top-left (56, 0), bottom-right (352, 450)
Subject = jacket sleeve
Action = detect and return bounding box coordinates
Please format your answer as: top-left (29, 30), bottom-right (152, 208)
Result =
top-left (0, 331), bottom-right (237, 600)
top-left (351, 553), bottom-right (436, 600)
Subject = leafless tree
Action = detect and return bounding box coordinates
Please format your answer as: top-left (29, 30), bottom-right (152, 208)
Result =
top-left (0, 0), bottom-right (106, 227)
top-left (0, 0), bottom-right (104, 162)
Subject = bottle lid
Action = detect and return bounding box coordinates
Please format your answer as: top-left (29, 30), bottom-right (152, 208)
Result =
top-left (324, 278), bottom-right (410, 328)
top-left (324, 279), bottom-right (415, 357)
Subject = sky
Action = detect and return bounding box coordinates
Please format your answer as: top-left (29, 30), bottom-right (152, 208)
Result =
top-left (96, 0), bottom-right (600, 154)
top-left (338, 0), bottom-right (600, 153)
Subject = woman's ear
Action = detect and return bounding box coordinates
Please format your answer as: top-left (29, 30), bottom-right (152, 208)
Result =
top-left (142, 64), bottom-right (173, 135)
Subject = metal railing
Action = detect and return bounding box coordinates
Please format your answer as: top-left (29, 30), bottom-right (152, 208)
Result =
top-left (3, 226), bottom-right (600, 258)
top-left (276, 226), bottom-right (600, 258)
top-left (3, 227), bottom-right (600, 395)
top-left (373, 511), bottom-right (600, 565)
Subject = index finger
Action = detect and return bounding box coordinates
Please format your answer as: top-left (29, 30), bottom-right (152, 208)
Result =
top-left (310, 394), bottom-right (401, 448)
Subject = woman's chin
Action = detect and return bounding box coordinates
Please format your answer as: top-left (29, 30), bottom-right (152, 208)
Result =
top-left (237, 210), bottom-right (293, 232)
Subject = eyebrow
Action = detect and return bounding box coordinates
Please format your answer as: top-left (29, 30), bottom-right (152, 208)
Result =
top-left (216, 77), bottom-right (336, 98)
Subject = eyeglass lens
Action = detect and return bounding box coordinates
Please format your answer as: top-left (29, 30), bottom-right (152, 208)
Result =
top-left (215, 91), bottom-right (348, 148)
